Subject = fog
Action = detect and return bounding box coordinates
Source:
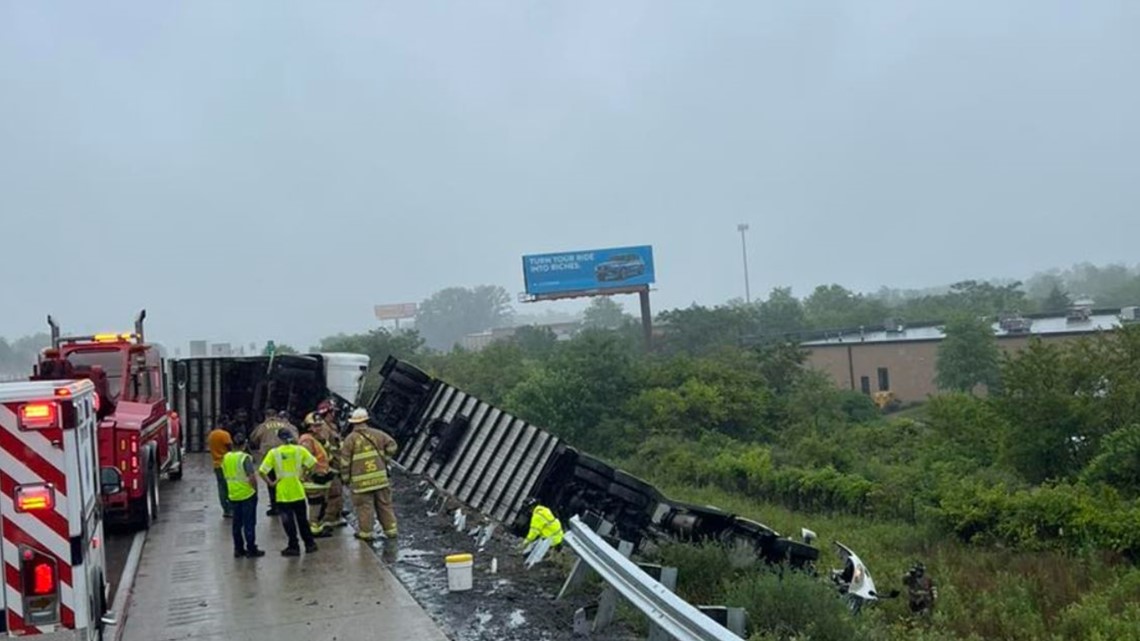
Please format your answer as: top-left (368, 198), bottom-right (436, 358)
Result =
top-left (2, 1), bottom-right (1137, 350)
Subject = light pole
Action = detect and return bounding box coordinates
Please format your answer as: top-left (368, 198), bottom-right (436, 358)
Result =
top-left (737, 223), bottom-right (751, 304)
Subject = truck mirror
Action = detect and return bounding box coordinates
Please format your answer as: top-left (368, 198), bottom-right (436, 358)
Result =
top-left (100, 468), bottom-right (123, 496)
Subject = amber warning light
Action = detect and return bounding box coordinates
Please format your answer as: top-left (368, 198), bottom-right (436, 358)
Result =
top-left (15, 484), bottom-right (55, 513)
top-left (18, 403), bottom-right (58, 430)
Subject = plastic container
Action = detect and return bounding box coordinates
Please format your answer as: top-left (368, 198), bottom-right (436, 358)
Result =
top-left (446, 553), bottom-right (474, 592)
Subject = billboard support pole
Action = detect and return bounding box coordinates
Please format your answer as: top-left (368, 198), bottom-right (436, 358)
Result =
top-left (638, 287), bottom-right (653, 350)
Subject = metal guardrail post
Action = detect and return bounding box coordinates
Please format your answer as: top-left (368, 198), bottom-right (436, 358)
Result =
top-left (592, 540), bottom-right (634, 632)
top-left (563, 516), bottom-right (744, 641)
top-left (640, 564), bottom-right (679, 641)
top-left (558, 519), bottom-right (616, 600)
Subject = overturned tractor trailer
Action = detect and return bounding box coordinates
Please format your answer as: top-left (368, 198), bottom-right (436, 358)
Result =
top-left (367, 357), bottom-right (819, 568)
top-left (166, 353), bottom-right (369, 452)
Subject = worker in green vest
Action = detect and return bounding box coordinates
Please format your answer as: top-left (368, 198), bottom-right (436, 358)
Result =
top-left (222, 433), bottom-right (265, 558)
top-left (521, 498), bottom-right (564, 548)
top-left (259, 428), bottom-right (319, 556)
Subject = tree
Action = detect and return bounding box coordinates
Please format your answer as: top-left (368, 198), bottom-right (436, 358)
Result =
top-left (803, 284), bottom-right (889, 330)
top-left (1040, 283), bottom-right (1073, 313)
top-left (656, 304), bottom-right (760, 355)
top-left (582, 297), bottom-right (629, 330)
top-left (509, 325), bottom-right (559, 357)
top-left (415, 285), bottom-right (514, 351)
top-left (757, 287), bottom-right (808, 337)
top-left (935, 315), bottom-right (1001, 394)
top-left (317, 328), bottom-right (425, 363)
top-left (262, 342), bottom-right (298, 355)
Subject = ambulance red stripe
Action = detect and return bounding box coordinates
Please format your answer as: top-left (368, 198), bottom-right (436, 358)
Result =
top-left (1, 517), bottom-right (74, 588)
top-left (0, 426), bottom-right (69, 494)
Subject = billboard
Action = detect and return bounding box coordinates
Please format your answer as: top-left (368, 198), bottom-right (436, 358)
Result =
top-left (523, 245), bottom-right (655, 297)
top-left (374, 303), bottom-right (418, 321)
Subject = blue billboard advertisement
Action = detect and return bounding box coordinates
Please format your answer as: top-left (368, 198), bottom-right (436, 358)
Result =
top-left (523, 245), bottom-right (655, 296)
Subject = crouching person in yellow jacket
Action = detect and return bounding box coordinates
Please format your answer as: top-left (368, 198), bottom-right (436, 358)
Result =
top-left (338, 408), bottom-right (399, 541)
top-left (521, 498), bottom-right (563, 548)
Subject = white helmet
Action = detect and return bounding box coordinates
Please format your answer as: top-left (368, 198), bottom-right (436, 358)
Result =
top-left (348, 408), bottom-right (370, 425)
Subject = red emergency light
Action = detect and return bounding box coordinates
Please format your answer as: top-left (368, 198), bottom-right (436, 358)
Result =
top-left (18, 402), bottom-right (58, 430)
top-left (15, 484), bottom-right (55, 513)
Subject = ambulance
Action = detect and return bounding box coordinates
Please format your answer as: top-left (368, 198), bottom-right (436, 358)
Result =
top-left (0, 379), bottom-right (110, 639)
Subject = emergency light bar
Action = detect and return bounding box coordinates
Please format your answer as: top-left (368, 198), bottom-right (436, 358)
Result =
top-left (15, 484), bottom-right (55, 513)
top-left (18, 402), bottom-right (58, 430)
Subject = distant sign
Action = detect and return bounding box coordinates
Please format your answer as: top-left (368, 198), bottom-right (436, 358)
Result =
top-left (523, 245), bottom-right (655, 297)
top-left (374, 302), bottom-right (418, 321)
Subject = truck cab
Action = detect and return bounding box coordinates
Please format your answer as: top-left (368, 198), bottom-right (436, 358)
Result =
top-left (31, 311), bottom-right (182, 529)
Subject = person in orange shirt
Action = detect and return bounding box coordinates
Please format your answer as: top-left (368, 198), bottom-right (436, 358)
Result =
top-left (207, 419), bottom-right (234, 518)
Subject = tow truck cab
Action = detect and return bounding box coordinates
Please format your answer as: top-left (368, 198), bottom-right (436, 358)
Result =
top-left (31, 311), bottom-right (181, 529)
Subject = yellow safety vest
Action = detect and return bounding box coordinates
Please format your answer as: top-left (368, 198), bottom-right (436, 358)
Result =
top-left (260, 444), bottom-right (315, 503)
top-left (525, 505), bottom-right (564, 546)
top-left (222, 451), bottom-right (256, 502)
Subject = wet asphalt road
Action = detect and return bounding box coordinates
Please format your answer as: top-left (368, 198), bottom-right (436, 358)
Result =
top-left (103, 523), bottom-right (136, 602)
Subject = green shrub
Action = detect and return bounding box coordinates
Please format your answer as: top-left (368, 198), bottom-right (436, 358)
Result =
top-left (724, 569), bottom-right (865, 641)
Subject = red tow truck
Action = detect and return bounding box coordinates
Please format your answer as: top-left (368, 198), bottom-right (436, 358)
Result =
top-left (31, 310), bottom-right (182, 529)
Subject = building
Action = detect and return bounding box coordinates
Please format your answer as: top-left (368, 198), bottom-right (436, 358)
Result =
top-left (803, 305), bottom-right (1137, 404)
top-left (459, 321), bottom-right (581, 352)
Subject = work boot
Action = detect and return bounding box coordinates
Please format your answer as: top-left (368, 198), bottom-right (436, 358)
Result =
top-left (305, 543), bottom-right (319, 553)
top-left (266, 507), bottom-right (279, 517)
top-left (246, 548), bottom-right (266, 558)
top-left (354, 532), bottom-right (375, 541)
top-left (281, 547), bottom-right (301, 557)
top-left (234, 549), bottom-right (246, 558)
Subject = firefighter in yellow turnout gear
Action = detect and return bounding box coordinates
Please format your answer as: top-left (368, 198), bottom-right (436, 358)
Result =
top-left (338, 408), bottom-right (399, 540)
top-left (298, 415), bottom-right (335, 538)
top-left (311, 406), bottom-right (347, 529)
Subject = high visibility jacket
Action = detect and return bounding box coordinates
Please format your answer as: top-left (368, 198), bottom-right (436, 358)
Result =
top-left (338, 426), bottom-right (398, 494)
top-left (299, 433), bottom-right (331, 492)
top-left (221, 451), bottom-right (256, 502)
top-left (524, 505), bottom-right (563, 546)
top-left (259, 444), bottom-right (316, 503)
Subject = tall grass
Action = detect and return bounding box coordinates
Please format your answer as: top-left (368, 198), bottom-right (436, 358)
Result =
top-left (636, 477), bottom-right (1140, 641)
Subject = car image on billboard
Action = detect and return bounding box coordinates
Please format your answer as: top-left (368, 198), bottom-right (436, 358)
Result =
top-left (595, 253), bottom-right (646, 282)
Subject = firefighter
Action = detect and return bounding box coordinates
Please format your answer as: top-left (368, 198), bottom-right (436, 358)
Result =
top-left (250, 409), bottom-right (298, 516)
top-left (520, 498), bottom-right (564, 549)
top-left (222, 433), bottom-right (265, 558)
top-left (307, 410), bottom-right (347, 529)
top-left (206, 419), bottom-right (233, 519)
top-left (298, 415), bottom-right (334, 538)
top-left (338, 408), bottom-right (399, 541)
top-left (258, 428), bottom-right (319, 556)
top-left (903, 563), bottom-right (937, 616)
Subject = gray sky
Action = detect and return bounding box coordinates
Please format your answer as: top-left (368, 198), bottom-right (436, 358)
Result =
top-left (2, 1), bottom-right (1138, 350)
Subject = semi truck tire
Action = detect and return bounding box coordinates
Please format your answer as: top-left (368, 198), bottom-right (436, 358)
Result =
top-left (128, 454), bottom-right (159, 530)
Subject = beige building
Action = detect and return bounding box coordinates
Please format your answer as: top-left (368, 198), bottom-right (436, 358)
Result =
top-left (803, 307), bottom-right (1135, 404)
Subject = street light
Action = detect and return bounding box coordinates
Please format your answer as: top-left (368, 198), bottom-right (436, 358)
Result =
top-left (737, 223), bottom-right (751, 304)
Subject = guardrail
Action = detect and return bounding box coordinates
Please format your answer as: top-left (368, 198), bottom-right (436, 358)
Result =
top-left (562, 515), bottom-right (744, 641)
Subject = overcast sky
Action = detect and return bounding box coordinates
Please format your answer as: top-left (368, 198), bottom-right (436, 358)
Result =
top-left (2, 1), bottom-right (1137, 351)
